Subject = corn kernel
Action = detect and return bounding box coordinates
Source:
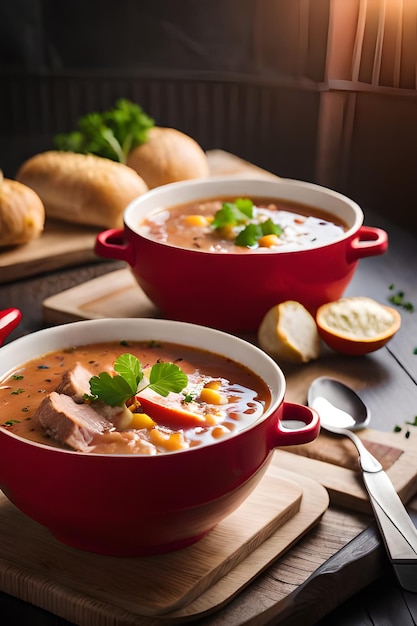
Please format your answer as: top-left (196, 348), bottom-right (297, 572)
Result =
top-left (199, 387), bottom-right (228, 405)
top-left (258, 234), bottom-right (281, 248)
top-left (149, 428), bottom-right (187, 451)
top-left (129, 412), bottom-right (156, 430)
top-left (204, 413), bottom-right (223, 425)
top-left (219, 225), bottom-right (236, 240)
top-left (212, 425), bottom-right (231, 439)
top-left (204, 380), bottom-right (222, 390)
top-left (185, 215), bottom-right (209, 227)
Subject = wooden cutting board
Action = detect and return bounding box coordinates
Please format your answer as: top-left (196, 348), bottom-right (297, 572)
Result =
top-left (0, 456), bottom-right (328, 624)
top-left (0, 150), bottom-right (277, 284)
top-left (0, 220), bottom-right (102, 284)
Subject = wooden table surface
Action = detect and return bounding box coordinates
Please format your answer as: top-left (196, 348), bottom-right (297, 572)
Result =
top-left (1, 168), bottom-right (417, 624)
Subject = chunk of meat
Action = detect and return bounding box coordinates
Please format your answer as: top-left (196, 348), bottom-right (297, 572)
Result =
top-left (54, 363), bottom-right (132, 428)
top-left (55, 362), bottom-right (93, 403)
top-left (33, 391), bottom-right (112, 452)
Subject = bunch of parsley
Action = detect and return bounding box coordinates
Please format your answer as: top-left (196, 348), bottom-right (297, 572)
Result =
top-left (54, 99), bottom-right (154, 163)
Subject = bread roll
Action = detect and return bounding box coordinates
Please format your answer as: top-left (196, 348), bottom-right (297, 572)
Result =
top-left (16, 151), bottom-right (148, 229)
top-left (258, 301), bottom-right (321, 363)
top-left (0, 173), bottom-right (45, 247)
top-left (126, 127), bottom-right (209, 189)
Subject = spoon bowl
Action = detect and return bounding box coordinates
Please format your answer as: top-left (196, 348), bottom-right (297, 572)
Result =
top-left (307, 376), bottom-right (370, 432)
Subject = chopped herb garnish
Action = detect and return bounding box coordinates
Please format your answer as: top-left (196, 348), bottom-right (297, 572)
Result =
top-left (235, 218), bottom-right (283, 247)
top-left (85, 353), bottom-right (188, 407)
top-left (211, 200), bottom-right (253, 230)
top-left (211, 198), bottom-right (283, 248)
top-left (394, 418), bottom-right (417, 437)
top-left (3, 419), bottom-right (20, 426)
top-left (183, 391), bottom-right (197, 403)
top-left (11, 388), bottom-right (24, 395)
top-left (12, 374), bottom-right (23, 380)
top-left (388, 286), bottom-right (414, 312)
top-left (235, 223), bottom-right (263, 247)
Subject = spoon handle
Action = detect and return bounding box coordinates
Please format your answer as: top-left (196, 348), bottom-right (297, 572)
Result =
top-left (363, 471), bottom-right (417, 591)
top-left (344, 428), bottom-right (417, 590)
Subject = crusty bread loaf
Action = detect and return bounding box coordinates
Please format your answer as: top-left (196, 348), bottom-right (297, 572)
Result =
top-left (126, 127), bottom-right (209, 189)
top-left (16, 151), bottom-right (148, 229)
top-left (0, 173), bottom-right (45, 247)
top-left (258, 301), bottom-right (321, 363)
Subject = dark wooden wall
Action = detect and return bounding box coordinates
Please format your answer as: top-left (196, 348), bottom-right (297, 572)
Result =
top-left (1, 0), bottom-right (417, 232)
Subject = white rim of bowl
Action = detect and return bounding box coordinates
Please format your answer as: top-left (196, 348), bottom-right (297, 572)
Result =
top-left (123, 176), bottom-right (363, 251)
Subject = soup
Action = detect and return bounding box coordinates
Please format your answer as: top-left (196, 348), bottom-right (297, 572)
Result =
top-left (0, 340), bottom-right (271, 455)
top-left (139, 195), bottom-right (347, 253)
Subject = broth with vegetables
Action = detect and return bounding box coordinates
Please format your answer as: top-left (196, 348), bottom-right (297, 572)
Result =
top-left (139, 196), bottom-right (347, 253)
top-left (0, 340), bottom-right (271, 454)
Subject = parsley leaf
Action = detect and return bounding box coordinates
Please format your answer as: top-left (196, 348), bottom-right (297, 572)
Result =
top-left (261, 218), bottom-right (283, 237)
top-left (211, 198), bottom-right (283, 248)
top-left (235, 223), bottom-right (263, 247)
top-left (211, 201), bottom-right (253, 229)
top-left (89, 371), bottom-right (134, 407)
top-left (54, 99), bottom-right (154, 163)
top-left (86, 353), bottom-right (188, 407)
top-left (234, 198), bottom-right (254, 217)
top-left (113, 353), bottom-right (143, 393)
top-left (235, 218), bottom-right (283, 247)
top-left (148, 362), bottom-right (188, 397)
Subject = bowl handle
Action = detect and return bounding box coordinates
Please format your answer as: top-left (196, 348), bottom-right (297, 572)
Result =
top-left (0, 308), bottom-right (22, 345)
top-left (94, 229), bottom-right (135, 265)
top-left (347, 226), bottom-right (388, 262)
top-left (271, 402), bottom-right (320, 447)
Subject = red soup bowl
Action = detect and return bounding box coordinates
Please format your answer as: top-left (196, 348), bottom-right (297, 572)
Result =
top-left (94, 176), bottom-right (388, 332)
top-left (0, 318), bottom-right (319, 557)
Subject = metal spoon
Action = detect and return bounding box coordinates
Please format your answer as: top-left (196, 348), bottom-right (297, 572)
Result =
top-left (308, 376), bottom-right (417, 592)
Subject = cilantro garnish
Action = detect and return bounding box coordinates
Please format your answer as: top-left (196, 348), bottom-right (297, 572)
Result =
top-left (54, 99), bottom-right (155, 164)
top-left (85, 353), bottom-right (188, 407)
top-left (211, 198), bottom-right (283, 248)
top-left (183, 391), bottom-right (197, 403)
top-left (211, 199), bottom-right (254, 229)
top-left (235, 218), bottom-right (283, 247)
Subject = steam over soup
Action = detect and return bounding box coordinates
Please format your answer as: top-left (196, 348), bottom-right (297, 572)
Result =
top-left (0, 340), bottom-right (271, 455)
top-left (139, 196), bottom-right (347, 253)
